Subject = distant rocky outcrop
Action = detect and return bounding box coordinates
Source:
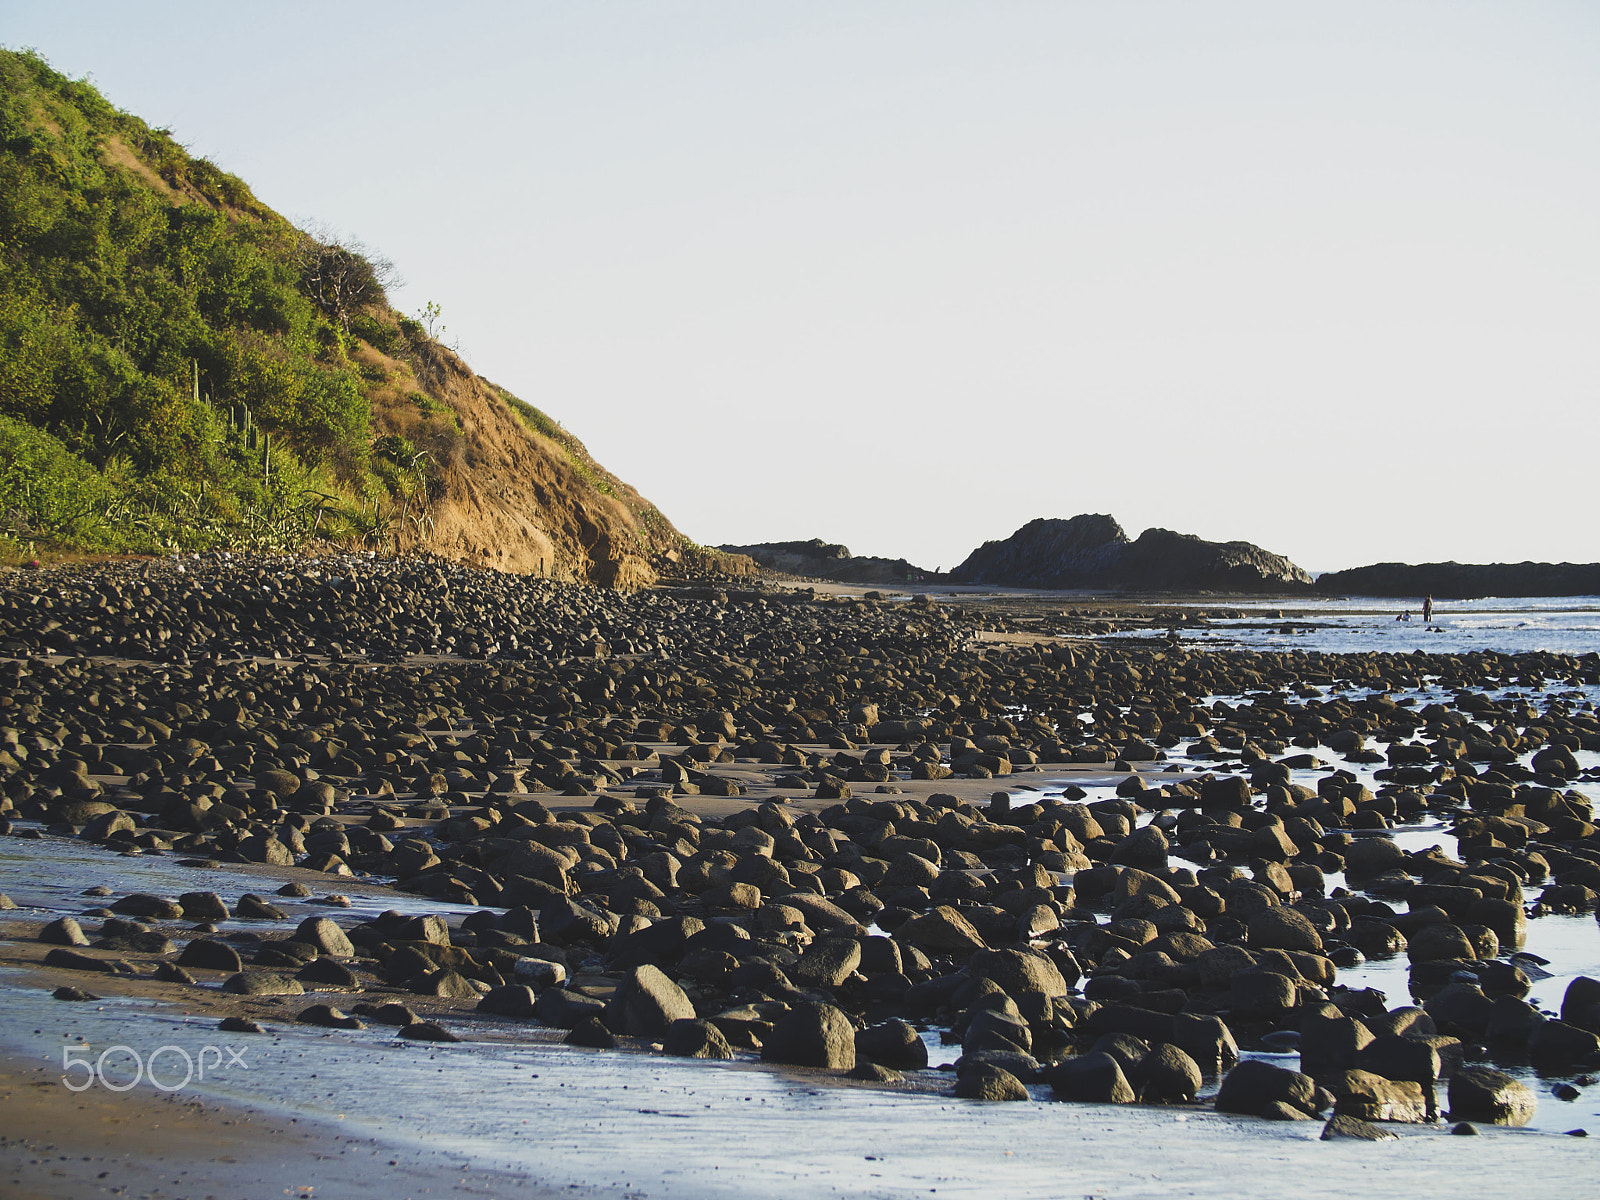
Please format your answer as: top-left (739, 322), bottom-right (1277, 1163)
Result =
top-left (951, 514), bottom-right (1313, 593)
top-left (717, 539), bottom-right (934, 585)
top-left (1316, 561), bottom-right (1600, 599)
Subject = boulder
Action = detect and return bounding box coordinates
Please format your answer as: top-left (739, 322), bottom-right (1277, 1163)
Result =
top-left (897, 906), bottom-right (987, 955)
top-left (1228, 968), bottom-right (1298, 1017)
top-left (222, 970), bottom-right (304, 996)
top-left (565, 1017), bottom-right (619, 1049)
top-left (1298, 1011), bottom-right (1374, 1078)
top-left (1560, 976), bottom-right (1600, 1033)
top-left (1341, 838), bottom-right (1408, 883)
top-left (1407, 923), bottom-right (1478, 963)
top-left (1046, 1053), bottom-right (1135, 1104)
top-left (43, 948), bottom-right (117, 973)
top-left (296, 957), bottom-right (361, 989)
top-left (855, 1020), bottom-right (929, 1070)
top-left (954, 1063), bottom-right (1030, 1101)
top-left (177, 892), bottom-right (229, 922)
top-left (1247, 908), bottom-right (1324, 953)
top-left (512, 957), bottom-right (567, 989)
top-left (760, 1001), bottom-right (856, 1069)
top-left (291, 916), bottom-right (354, 958)
top-left (1448, 1067), bottom-right (1537, 1127)
top-left (235, 894), bottom-right (287, 921)
top-left (1527, 1021), bottom-right (1600, 1071)
top-left (606, 964), bottom-right (696, 1039)
top-left (663, 1018), bottom-right (736, 1060)
top-left (967, 948), bottom-right (1069, 1000)
top-left (536, 987), bottom-right (608, 1029)
top-left (477, 984), bottom-right (539, 1019)
top-left (1320, 1114), bottom-right (1398, 1141)
top-left (110, 893), bottom-right (184, 921)
top-left (399, 1021), bottom-right (460, 1043)
top-left (1214, 1059), bottom-right (1322, 1118)
top-left (1327, 1070), bottom-right (1429, 1123)
top-left (297, 1003), bottom-right (364, 1030)
top-left (1110, 825), bottom-right (1168, 870)
top-left (789, 938), bottom-right (862, 989)
top-left (1138, 1043), bottom-right (1202, 1103)
top-left (39, 917), bottom-right (89, 947)
top-left (178, 938), bottom-right (243, 972)
top-left (411, 969), bottom-right (479, 1000)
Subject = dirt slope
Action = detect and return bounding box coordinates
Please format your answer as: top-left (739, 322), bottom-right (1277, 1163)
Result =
top-left (356, 336), bottom-right (678, 587)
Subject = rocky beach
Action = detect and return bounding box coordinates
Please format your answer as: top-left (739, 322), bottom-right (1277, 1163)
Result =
top-left (1, 553), bottom-right (1598, 1197)
top-left (2, 13), bottom-right (1598, 1198)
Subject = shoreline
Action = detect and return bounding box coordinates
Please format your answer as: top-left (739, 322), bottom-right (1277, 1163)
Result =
top-left (2, 973), bottom-right (1596, 1200)
top-left (0, 1047), bottom-right (572, 1200)
top-left (1, 553), bottom-right (1598, 1196)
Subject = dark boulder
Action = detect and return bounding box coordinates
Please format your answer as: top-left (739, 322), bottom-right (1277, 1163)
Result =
top-left (760, 1001), bottom-right (856, 1070)
top-left (1326, 1070), bottom-right (1429, 1123)
top-left (1320, 1114), bottom-right (1398, 1141)
top-left (1527, 1021), bottom-right (1600, 1071)
top-left (1046, 1053), bottom-right (1135, 1104)
top-left (1448, 1067), bottom-right (1537, 1126)
top-left (605, 964), bottom-right (696, 1039)
top-left (222, 970), bottom-right (304, 996)
top-left (789, 937), bottom-right (862, 989)
top-left (954, 1063), bottom-right (1031, 1101)
top-left (178, 938), bottom-right (243, 972)
top-left (478, 984), bottom-right (539, 1019)
top-left (1561, 976), bottom-right (1600, 1033)
top-left (1137, 1043), bottom-right (1202, 1103)
top-left (663, 1018), bottom-right (735, 1060)
top-left (178, 891), bottom-right (230, 922)
top-left (39, 917), bottom-right (89, 947)
top-left (855, 1020), bottom-right (929, 1070)
top-left (400, 1021), bottom-right (461, 1042)
top-left (1214, 1060), bottom-right (1322, 1118)
top-left (291, 916), bottom-right (354, 958)
top-left (536, 987), bottom-right (608, 1029)
top-left (296, 957), bottom-right (361, 989)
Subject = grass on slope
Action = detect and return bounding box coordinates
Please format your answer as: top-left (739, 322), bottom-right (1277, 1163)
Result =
top-left (0, 49), bottom-right (505, 560)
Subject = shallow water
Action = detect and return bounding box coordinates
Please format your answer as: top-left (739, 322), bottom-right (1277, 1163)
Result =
top-left (1026, 671), bottom-right (1600, 1130)
top-left (1118, 596), bottom-right (1600, 658)
top-left (1, 979), bottom-right (1592, 1200)
top-left (0, 834), bottom-right (484, 924)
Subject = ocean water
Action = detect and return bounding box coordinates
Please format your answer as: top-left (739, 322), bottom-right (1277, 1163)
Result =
top-left (1031, 670), bottom-right (1600, 1132)
top-left (1139, 596), bottom-right (1600, 657)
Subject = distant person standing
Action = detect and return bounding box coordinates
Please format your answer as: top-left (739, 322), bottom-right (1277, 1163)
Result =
top-left (1423, 595), bottom-right (1434, 623)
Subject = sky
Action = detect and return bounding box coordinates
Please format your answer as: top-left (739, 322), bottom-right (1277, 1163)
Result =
top-left (5, 1), bottom-right (1597, 573)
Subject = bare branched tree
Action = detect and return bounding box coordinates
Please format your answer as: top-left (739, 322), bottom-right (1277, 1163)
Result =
top-left (295, 221), bottom-right (404, 330)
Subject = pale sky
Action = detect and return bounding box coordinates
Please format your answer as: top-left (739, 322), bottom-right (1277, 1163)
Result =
top-left (6, 2), bottom-right (1597, 572)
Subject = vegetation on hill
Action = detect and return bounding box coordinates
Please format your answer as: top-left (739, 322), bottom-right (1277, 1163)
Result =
top-left (0, 48), bottom-right (688, 581)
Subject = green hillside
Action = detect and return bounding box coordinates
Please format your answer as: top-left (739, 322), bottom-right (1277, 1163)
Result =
top-left (0, 49), bottom-right (504, 559)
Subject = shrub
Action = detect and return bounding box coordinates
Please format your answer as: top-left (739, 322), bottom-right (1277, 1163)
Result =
top-left (0, 414), bottom-right (123, 551)
top-left (349, 312), bottom-right (399, 355)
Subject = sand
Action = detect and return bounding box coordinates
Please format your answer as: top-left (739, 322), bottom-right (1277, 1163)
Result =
top-left (0, 1051), bottom-right (572, 1200)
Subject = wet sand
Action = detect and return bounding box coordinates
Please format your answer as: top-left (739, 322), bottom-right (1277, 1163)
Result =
top-left (0, 1051), bottom-right (570, 1200)
top-left (2, 977), bottom-right (1596, 1200)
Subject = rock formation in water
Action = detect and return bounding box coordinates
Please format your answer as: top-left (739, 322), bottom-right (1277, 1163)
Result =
top-left (951, 514), bottom-right (1313, 593)
top-left (718, 539), bottom-right (935, 585)
top-left (1316, 561), bottom-right (1600, 599)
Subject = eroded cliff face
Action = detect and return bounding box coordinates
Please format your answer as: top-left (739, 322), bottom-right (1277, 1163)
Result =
top-left (367, 338), bottom-right (673, 588)
top-left (1316, 561), bottom-right (1600, 599)
top-left (952, 514), bottom-right (1312, 593)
